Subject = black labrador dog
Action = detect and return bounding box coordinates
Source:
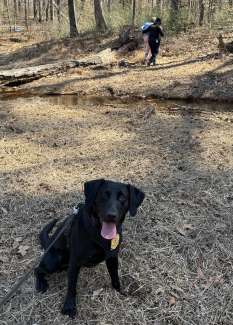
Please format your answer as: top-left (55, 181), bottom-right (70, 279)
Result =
top-left (35, 179), bottom-right (145, 318)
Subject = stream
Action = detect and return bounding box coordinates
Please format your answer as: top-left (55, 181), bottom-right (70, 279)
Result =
top-left (1, 94), bottom-right (233, 113)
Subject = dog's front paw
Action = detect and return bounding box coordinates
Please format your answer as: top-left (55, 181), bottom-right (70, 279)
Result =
top-left (112, 280), bottom-right (121, 292)
top-left (61, 297), bottom-right (77, 318)
top-left (118, 288), bottom-right (128, 296)
top-left (111, 281), bottom-right (129, 296)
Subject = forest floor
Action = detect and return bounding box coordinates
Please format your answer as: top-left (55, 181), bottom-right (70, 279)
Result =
top-left (0, 30), bottom-right (233, 325)
top-left (0, 29), bottom-right (232, 101)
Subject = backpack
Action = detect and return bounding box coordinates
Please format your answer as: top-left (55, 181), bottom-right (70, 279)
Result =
top-left (141, 22), bottom-right (153, 33)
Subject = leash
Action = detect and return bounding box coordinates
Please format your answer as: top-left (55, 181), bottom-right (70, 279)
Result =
top-left (0, 206), bottom-right (80, 310)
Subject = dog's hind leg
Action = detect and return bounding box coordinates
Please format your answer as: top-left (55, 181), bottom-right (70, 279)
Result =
top-left (35, 248), bottom-right (63, 293)
top-left (35, 264), bottom-right (49, 293)
top-left (39, 219), bottom-right (58, 249)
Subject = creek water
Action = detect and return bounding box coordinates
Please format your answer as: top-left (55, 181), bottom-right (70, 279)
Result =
top-left (0, 93), bottom-right (233, 113)
top-left (41, 95), bottom-right (233, 113)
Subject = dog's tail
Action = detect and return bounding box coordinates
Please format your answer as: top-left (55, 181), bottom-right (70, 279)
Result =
top-left (39, 219), bottom-right (58, 249)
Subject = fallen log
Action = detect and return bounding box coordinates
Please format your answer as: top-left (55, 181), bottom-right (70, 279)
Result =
top-left (0, 57), bottom-right (102, 87)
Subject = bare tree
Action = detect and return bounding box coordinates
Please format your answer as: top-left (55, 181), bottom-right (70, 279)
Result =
top-left (46, 0), bottom-right (49, 21)
top-left (0, 0), bottom-right (232, 38)
top-left (169, 0), bottom-right (179, 30)
top-left (24, 0), bottom-right (28, 29)
top-left (4, 0), bottom-right (12, 31)
top-left (68, 0), bottom-right (78, 37)
top-left (33, 0), bottom-right (37, 20)
top-left (18, 0), bottom-right (22, 13)
top-left (207, 0), bottom-right (215, 24)
top-left (49, 0), bottom-right (53, 21)
top-left (38, 0), bottom-right (42, 22)
top-left (56, 0), bottom-right (61, 22)
top-left (94, 0), bottom-right (107, 32)
top-left (45, 0), bottom-right (53, 21)
top-left (199, 0), bottom-right (204, 26)
top-left (13, 0), bottom-right (17, 28)
top-left (132, 0), bottom-right (136, 26)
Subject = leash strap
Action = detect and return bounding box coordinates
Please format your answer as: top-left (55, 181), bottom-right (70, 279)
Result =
top-left (0, 206), bottom-right (79, 310)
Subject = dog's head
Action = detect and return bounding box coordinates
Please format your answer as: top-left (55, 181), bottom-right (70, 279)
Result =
top-left (84, 179), bottom-right (145, 240)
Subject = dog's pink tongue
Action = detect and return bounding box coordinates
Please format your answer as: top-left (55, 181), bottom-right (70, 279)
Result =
top-left (101, 222), bottom-right (117, 240)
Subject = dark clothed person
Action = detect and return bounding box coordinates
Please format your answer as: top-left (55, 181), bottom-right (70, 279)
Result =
top-left (147, 23), bottom-right (164, 65)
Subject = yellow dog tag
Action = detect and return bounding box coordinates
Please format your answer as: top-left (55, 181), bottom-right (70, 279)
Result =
top-left (111, 234), bottom-right (120, 250)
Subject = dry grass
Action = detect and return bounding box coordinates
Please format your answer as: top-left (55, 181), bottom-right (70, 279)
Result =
top-left (0, 95), bottom-right (233, 324)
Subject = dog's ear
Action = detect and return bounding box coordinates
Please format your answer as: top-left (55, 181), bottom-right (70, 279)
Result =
top-left (84, 179), bottom-right (105, 214)
top-left (128, 184), bottom-right (145, 216)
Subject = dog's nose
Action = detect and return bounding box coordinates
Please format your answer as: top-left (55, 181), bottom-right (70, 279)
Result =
top-left (106, 214), bottom-right (117, 222)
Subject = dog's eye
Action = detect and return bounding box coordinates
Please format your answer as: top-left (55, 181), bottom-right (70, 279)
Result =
top-left (118, 193), bottom-right (127, 203)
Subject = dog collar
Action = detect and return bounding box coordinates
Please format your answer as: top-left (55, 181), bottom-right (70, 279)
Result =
top-left (111, 234), bottom-right (120, 250)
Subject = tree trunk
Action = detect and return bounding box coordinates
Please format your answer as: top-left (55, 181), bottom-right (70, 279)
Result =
top-left (94, 0), bottom-right (107, 32)
top-left (42, 0), bottom-right (46, 19)
top-left (18, 0), bottom-right (22, 13)
top-left (170, 0), bottom-right (179, 31)
top-left (50, 0), bottom-right (53, 21)
top-left (132, 0), bottom-right (136, 26)
top-left (199, 0), bottom-right (204, 26)
top-left (56, 0), bottom-right (61, 22)
top-left (188, 0), bottom-right (193, 23)
top-left (13, 0), bottom-right (17, 28)
top-left (38, 0), bottom-right (42, 22)
top-left (24, 0), bottom-right (28, 30)
top-left (68, 0), bottom-right (78, 37)
top-left (45, 0), bottom-right (53, 21)
top-left (46, 0), bottom-right (49, 21)
top-left (207, 0), bottom-right (215, 25)
top-left (33, 0), bottom-right (37, 20)
top-left (5, 0), bottom-right (11, 32)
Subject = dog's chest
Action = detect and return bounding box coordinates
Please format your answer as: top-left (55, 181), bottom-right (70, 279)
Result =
top-left (82, 244), bottom-right (106, 267)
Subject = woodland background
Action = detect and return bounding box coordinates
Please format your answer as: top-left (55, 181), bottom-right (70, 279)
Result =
top-left (1, 0), bottom-right (233, 39)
